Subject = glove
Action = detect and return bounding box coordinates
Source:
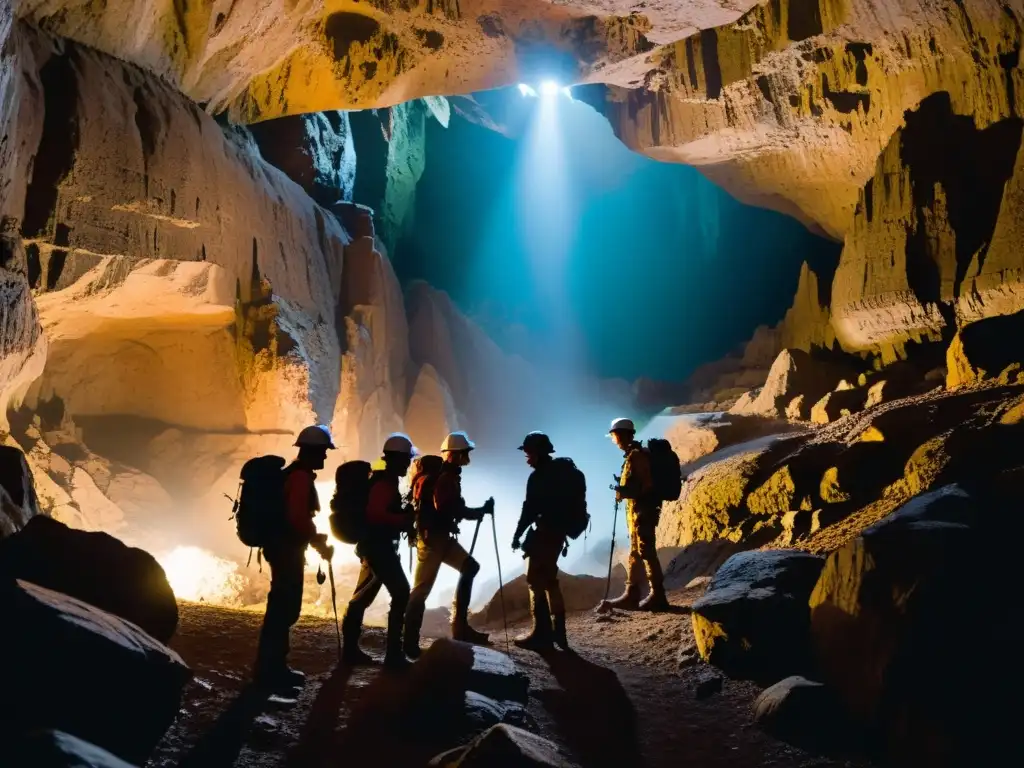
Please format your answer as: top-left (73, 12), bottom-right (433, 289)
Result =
top-left (484, 497), bottom-right (495, 515)
top-left (511, 537), bottom-right (521, 551)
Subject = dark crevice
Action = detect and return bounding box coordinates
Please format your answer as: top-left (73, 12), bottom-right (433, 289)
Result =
top-left (26, 244), bottom-right (41, 289)
top-left (685, 39), bottom-right (699, 91)
top-left (822, 74), bottom-right (870, 114)
top-left (788, 0), bottom-right (825, 41)
top-left (900, 92), bottom-right (1023, 324)
top-left (45, 249), bottom-right (67, 291)
top-left (22, 51), bottom-right (80, 240)
top-left (699, 29), bottom-right (722, 100)
top-left (324, 12), bottom-right (380, 61)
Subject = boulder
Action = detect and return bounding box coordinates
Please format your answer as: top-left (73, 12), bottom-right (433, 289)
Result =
top-left (662, 539), bottom-right (743, 591)
top-left (810, 386), bottom-right (867, 425)
top-left (809, 484), bottom-right (1008, 765)
top-left (753, 676), bottom-right (853, 754)
top-left (691, 549), bottom-right (825, 683)
top-left (413, 638), bottom-right (529, 706)
top-left (730, 349), bottom-right (856, 420)
top-left (0, 580), bottom-right (191, 764)
top-left (430, 724), bottom-right (573, 768)
top-left (474, 568), bottom-right (626, 627)
top-left (0, 516), bottom-right (178, 643)
top-left (946, 309), bottom-right (1024, 389)
top-left (0, 444), bottom-right (40, 538)
top-left (0, 729), bottom-right (139, 768)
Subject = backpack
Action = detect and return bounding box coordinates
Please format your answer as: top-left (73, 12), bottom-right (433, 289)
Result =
top-left (235, 455), bottom-right (289, 548)
top-left (550, 457), bottom-right (589, 540)
top-left (410, 454), bottom-right (445, 529)
top-left (646, 438), bottom-right (683, 502)
top-left (329, 460), bottom-right (374, 544)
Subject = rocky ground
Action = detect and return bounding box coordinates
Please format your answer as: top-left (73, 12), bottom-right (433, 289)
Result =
top-left (151, 589), bottom-right (872, 768)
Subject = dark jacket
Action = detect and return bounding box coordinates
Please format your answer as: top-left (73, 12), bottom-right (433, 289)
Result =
top-left (514, 457), bottom-right (570, 540)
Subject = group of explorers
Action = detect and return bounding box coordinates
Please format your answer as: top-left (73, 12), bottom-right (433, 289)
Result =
top-left (237, 417), bottom-right (680, 692)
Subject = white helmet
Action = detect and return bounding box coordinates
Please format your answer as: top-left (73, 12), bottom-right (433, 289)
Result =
top-left (295, 424), bottom-right (335, 449)
top-left (608, 417), bottom-right (636, 434)
top-left (382, 432), bottom-right (417, 456)
top-left (441, 431), bottom-right (475, 453)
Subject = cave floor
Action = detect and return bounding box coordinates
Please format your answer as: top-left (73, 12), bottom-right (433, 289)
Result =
top-left (150, 591), bottom-right (872, 768)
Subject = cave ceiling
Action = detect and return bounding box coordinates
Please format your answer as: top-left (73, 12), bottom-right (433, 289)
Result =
top-left (9, 0), bottom-right (1024, 240)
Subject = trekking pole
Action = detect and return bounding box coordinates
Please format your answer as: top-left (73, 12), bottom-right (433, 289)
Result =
top-left (327, 559), bottom-right (342, 662)
top-left (604, 497), bottom-right (620, 601)
top-left (469, 515), bottom-right (484, 556)
top-left (489, 510), bottom-right (510, 655)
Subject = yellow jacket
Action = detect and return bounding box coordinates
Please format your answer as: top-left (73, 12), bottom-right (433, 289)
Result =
top-left (618, 442), bottom-right (656, 517)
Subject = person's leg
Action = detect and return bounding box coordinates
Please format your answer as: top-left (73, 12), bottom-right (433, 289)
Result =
top-left (605, 507), bottom-right (642, 609)
top-left (254, 546), bottom-right (307, 684)
top-left (515, 529), bottom-right (560, 651)
top-left (367, 541), bottom-right (411, 668)
top-left (404, 538), bottom-right (443, 657)
top-left (636, 510), bottom-right (669, 611)
top-left (445, 539), bottom-right (489, 644)
top-left (341, 554), bottom-right (383, 664)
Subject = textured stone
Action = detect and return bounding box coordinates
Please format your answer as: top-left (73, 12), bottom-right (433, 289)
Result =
top-left (0, 579), bottom-right (191, 764)
top-left (691, 549), bottom-right (825, 683)
top-left (753, 676), bottom-right (853, 753)
top-left (659, 384), bottom-right (1024, 553)
top-left (808, 483), bottom-right (1013, 765)
top-left (946, 309), bottom-right (1024, 388)
top-left (0, 514), bottom-right (179, 643)
top-left (730, 349), bottom-right (856, 420)
top-left (0, 730), bottom-right (140, 768)
top-left (0, 442), bottom-right (39, 537)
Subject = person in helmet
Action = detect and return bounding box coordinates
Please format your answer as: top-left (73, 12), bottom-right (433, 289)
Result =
top-left (254, 425), bottom-right (335, 690)
top-left (403, 431), bottom-right (494, 658)
top-left (341, 432), bottom-right (417, 669)
top-left (511, 431), bottom-right (571, 651)
top-left (606, 417), bottom-right (669, 612)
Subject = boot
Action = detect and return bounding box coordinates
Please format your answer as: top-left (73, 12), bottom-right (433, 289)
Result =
top-left (403, 603), bottom-right (425, 659)
top-left (252, 665), bottom-right (305, 691)
top-left (552, 613), bottom-right (570, 652)
top-left (604, 583), bottom-right (641, 611)
top-left (638, 587), bottom-right (671, 613)
top-left (341, 613), bottom-right (376, 666)
top-left (383, 601), bottom-right (411, 670)
top-left (514, 590), bottom-right (553, 652)
top-left (451, 569), bottom-right (490, 645)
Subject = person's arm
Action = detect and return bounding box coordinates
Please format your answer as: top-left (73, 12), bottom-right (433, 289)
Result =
top-left (284, 471), bottom-right (317, 541)
top-left (366, 481), bottom-right (411, 529)
top-left (618, 449), bottom-right (653, 501)
top-left (513, 474), bottom-right (540, 546)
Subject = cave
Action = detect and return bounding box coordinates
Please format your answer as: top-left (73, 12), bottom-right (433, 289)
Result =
top-left (0, 1), bottom-right (1021, 767)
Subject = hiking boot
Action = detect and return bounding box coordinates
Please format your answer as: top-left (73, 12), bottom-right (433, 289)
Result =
top-left (604, 585), bottom-right (641, 611)
top-left (253, 665), bottom-right (305, 691)
top-left (452, 622), bottom-right (491, 645)
top-left (383, 652), bottom-right (413, 670)
top-left (403, 640), bottom-right (422, 659)
top-left (552, 613), bottom-right (570, 652)
top-left (514, 590), bottom-right (553, 652)
top-left (638, 589), bottom-right (671, 613)
top-left (341, 645), bottom-right (376, 666)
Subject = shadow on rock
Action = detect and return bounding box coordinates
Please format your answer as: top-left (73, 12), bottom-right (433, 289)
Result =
top-left (178, 685), bottom-right (270, 767)
top-left (537, 652), bottom-right (647, 768)
top-left (287, 665), bottom-right (355, 767)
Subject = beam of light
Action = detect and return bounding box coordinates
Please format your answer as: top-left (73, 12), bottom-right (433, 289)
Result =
top-left (517, 83), bottom-right (537, 97)
top-left (561, 86), bottom-right (573, 100)
top-left (539, 79), bottom-right (560, 97)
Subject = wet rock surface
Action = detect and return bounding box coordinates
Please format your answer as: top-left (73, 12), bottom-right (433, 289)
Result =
top-left (1, 729), bottom-right (140, 768)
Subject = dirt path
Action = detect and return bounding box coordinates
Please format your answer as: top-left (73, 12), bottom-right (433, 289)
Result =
top-left (151, 590), bottom-right (871, 768)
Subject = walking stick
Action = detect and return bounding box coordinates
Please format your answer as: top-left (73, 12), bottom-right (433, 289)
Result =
top-left (327, 559), bottom-right (342, 661)
top-left (489, 510), bottom-right (510, 654)
top-left (604, 498), bottom-right (620, 601)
